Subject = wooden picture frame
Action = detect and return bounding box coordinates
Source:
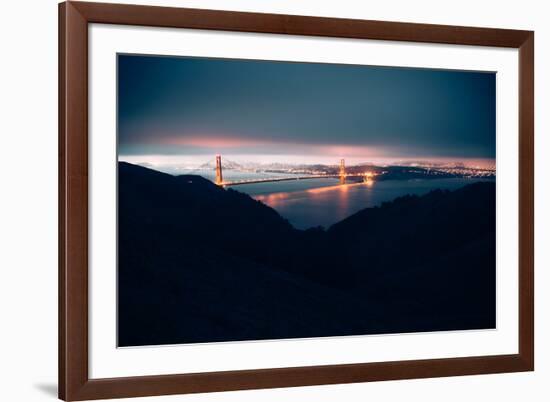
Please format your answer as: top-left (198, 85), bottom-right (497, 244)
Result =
top-left (59, 1), bottom-right (534, 400)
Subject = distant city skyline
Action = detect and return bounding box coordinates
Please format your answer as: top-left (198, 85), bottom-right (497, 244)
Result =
top-left (118, 54), bottom-right (496, 169)
top-left (119, 154), bottom-right (496, 170)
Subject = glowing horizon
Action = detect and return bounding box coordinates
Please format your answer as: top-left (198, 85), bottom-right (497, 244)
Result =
top-left (119, 154), bottom-right (496, 170)
top-left (118, 55), bottom-right (496, 170)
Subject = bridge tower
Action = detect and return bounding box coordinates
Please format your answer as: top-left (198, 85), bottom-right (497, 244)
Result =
top-left (339, 158), bottom-right (346, 184)
top-left (215, 155), bottom-right (223, 185)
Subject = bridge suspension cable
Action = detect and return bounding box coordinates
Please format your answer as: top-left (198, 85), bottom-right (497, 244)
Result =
top-left (208, 156), bottom-right (374, 187)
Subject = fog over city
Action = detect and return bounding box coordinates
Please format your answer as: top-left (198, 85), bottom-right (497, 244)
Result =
top-left (118, 54), bottom-right (496, 173)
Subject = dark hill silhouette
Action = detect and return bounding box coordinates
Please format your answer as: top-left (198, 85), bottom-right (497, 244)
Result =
top-left (118, 162), bottom-right (496, 346)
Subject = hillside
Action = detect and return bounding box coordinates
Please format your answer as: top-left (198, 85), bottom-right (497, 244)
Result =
top-left (118, 162), bottom-right (496, 346)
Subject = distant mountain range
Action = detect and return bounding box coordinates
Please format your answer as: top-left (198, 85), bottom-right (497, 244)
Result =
top-left (193, 159), bottom-right (493, 171)
top-left (199, 159), bottom-right (243, 170)
top-left (197, 160), bottom-right (334, 171)
top-left (118, 162), bottom-right (496, 347)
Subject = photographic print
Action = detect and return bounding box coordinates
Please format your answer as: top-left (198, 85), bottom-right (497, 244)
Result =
top-left (117, 54), bottom-right (496, 347)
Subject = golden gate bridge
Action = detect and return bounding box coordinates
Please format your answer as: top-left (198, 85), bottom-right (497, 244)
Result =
top-left (213, 155), bottom-right (373, 187)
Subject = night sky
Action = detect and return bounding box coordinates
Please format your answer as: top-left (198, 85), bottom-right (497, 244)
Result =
top-left (118, 54), bottom-right (496, 167)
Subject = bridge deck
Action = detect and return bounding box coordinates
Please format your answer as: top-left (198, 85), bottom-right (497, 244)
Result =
top-left (221, 174), bottom-right (368, 186)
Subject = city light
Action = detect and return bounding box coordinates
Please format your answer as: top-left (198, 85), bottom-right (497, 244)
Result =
top-left (207, 154), bottom-right (494, 187)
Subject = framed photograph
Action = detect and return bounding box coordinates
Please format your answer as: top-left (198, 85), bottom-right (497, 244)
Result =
top-left (59, 1), bottom-right (534, 400)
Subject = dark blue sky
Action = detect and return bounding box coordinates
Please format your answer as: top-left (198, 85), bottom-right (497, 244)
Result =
top-left (118, 54), bottom-right (495, 166)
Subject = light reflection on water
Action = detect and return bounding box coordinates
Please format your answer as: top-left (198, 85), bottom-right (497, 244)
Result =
top-left (236, 178), bottom-right (494, 230)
